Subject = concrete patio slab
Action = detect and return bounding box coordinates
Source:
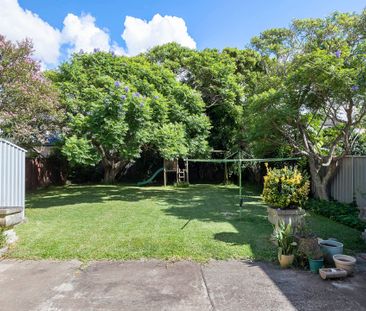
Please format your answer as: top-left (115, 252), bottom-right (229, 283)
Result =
top-left (202, 260), bottom-right (366, 311)
top-left (41, 260), bottom-right (212, 311)
top-left (0, 260), bottom-right (81, 311)
top-left (0, 258), bottom-right (365, 311)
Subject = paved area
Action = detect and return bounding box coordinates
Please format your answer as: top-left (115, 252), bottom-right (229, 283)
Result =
top-left (0, 257), bottom-right (365, 311)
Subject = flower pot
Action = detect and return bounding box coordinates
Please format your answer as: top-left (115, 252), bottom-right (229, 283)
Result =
top-left (279, 254), bottom-right (294, 268)
top-left (308, 258), bottom-right (324, 273)
top-left (267, 207), bottom-right (305, 234)
top-left (333, 254), bottom-right (356, 276)
top-left (319, 239), bottom-right (343, 265)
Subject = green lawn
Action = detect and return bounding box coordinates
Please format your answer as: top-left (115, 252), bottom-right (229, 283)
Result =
top-left (9, 184), bottom-right (365, 261)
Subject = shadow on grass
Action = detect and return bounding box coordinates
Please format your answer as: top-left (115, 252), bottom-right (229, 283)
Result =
top-left (26, 183), bottom-right (365, 257)
top-left (26, 183), bottom-right (277, 260)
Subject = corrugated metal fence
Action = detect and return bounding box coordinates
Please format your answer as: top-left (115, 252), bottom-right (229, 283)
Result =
top-left (0, 139), bottom-right (26, 217)
top-left (329, 156), bottom-right (366, 206)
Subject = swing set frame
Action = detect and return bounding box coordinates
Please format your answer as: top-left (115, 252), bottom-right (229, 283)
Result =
top-left (186, 152), bottom-right (301, 218)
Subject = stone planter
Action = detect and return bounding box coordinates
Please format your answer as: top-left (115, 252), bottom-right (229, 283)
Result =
top-left (0, 207), bottom-right (23, 227)
top-left (267, 207), bottom-right (305, 233)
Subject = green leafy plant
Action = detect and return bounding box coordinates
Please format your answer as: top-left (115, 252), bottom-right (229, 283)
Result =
top-left (0, 228), bottom-right (6, 248)
top-left (305, 199), bottom-right (366, 231)
top-left (262, 164), bottom-right (310, 209)
top-left (274, 221), bottom-right (297, 256)
top-left (307, 243), bottom-right (323, 260)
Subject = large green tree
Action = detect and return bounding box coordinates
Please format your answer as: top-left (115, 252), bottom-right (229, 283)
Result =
top-left (51, 51), bottom-right (210, 182)
top-left (147, 43), bottom-right (264, 152)
top-left (246, 10), bottom-right (366, 200)
top-left (0, 35), bottom-right (61, 150)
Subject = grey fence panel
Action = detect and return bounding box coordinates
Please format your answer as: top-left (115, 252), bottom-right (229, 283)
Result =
top-left (354, 157), bottom-right (366, 206)
top-left (328, 156), bottom-right (366, 206)
top-left (0, 139), bottom-right (26, 214)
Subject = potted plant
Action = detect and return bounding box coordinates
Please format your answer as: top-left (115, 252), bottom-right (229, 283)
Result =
top-left (274, 221), bottom-right (297, 268)
top-left (263, 164), bottom-right (310, 234)
top-left (307, 246), bottom-right (324, 273)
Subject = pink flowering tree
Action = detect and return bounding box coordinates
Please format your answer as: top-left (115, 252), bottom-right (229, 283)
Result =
top-left (0, 35), bottom-right (62, 150)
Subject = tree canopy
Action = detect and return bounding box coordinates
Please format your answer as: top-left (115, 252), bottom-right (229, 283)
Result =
top-left (246, 10), bottom-right (366, 199)
top-left (146, 43), bottom-right (264, 151)
top-left (0, 35), bottom-right (61, 150)
top-left (51, 51), bottom-right (210, 182)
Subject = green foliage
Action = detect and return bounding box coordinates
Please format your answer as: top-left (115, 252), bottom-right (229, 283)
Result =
top-left (274, 221), bottom-right (297, 255)
top-left (262, 165), bottom-right (310, 209)
top-left (305, 199), bottom-right (366, 231)
top-left (0, 35), bottom-right (62, 149)
top-left (0, 228), bottom-right (6, 248)
top-left (156, 123), bottom-right (188, 160)
top-left (147, 43), bottom-right (264, 151)
top-left (62, 135), bottom-right (101, 166)
top-left (51, 51), bottom-right (210, 181)
top-left (246, 10), bottom-right (366, 199)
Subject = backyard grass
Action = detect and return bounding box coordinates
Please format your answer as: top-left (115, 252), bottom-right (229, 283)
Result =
top-left (9, 184), bottom-right (365, 261)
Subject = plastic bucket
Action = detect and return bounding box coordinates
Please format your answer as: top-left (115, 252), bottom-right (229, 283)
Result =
top-left (319, 239), bottom-right (343, 265)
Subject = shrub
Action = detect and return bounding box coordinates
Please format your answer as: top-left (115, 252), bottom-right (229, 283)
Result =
top-left (262, 164), bottom-right (310, 209)
top-left (0, 228), bottom-right (6, 248)
top-left (305, 199), bottom-right (366, 231)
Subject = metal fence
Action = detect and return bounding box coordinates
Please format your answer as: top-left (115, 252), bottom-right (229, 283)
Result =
top-left (328, 156), bottom-right (366, 206)
top-left (0, 139), bottom-right (26, 218)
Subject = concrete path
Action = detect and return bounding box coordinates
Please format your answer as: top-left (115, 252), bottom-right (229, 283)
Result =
top-left (0, 257), bottom-right (365, 311)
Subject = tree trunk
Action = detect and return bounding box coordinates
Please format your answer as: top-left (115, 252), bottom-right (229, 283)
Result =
top-left (308, 156), bottom-right (338, 201)
top-left (103, 160), bottom-right (124, 184)
top-left (310, 171), bottom-right (329, 200)
top-left (224, 162), bottom-right (229, 184)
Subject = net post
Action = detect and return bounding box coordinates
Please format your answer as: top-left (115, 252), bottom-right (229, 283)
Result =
top-left (239, 151), bottom-right (242, 219)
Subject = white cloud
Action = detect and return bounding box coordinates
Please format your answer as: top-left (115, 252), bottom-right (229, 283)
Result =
top-left (0, 0), bottom-right (61, 65)
top-left (0, 1), bottom-right (196, 65)
top-left (61, 13), bottom-right (124, 55)
top-left (122, 14), bottom-right (196, 56)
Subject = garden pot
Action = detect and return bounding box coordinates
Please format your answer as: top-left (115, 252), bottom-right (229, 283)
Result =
top-left (308, 258), bottom-right (324, 273)
top-left (319, 239), bottom-right (343, 265)
top-left (279, 254), bottom-right (294, 268)
top-left (267, 207), bottom-right (305, 234)
top-left (333, 254), bottom-right (356, 275)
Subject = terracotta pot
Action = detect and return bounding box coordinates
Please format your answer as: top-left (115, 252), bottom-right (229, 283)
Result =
top-left (279, 254), bottom-right (294, 268)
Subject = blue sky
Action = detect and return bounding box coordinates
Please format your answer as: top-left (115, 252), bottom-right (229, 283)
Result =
top-left (2, 0), bottom-right (365, 66)
top-left (18, 0), bottom-right (366, 49)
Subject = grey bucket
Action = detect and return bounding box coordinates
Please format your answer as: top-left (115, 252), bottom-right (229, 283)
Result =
top-left (319, 239), bottom-right (343, 265)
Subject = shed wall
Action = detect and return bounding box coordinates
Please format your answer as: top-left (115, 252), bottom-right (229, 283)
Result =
top-left (0, 139), bottom-right (26, 212)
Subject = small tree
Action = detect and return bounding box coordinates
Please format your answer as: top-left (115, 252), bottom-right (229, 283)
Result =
top-left (0, 35), bottom-right (61, 150)
top-left (52, 52), bottom-right (210, 182)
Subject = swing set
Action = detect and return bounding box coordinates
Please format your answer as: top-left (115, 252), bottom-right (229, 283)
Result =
top-left (186, 152), bottom-right (301, 218)
top-left (137, 150), bottom-right (300, 219)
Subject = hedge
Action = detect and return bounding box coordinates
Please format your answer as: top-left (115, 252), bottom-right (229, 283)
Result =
top-left (305, 199), bottom-right (366, 231)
